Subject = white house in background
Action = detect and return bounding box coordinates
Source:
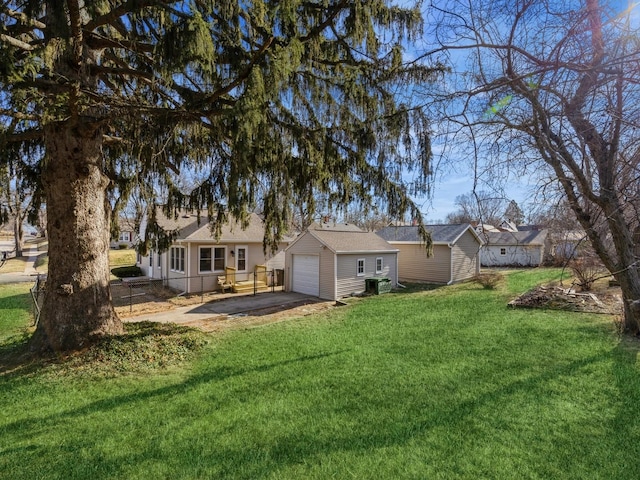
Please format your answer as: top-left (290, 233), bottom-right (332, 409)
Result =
top-left (110, 217), bottom-right (137, 249)
top-left (137, 211), bottom-right (290, 294)
top-left (480, 230), bottom-right (548, 267)
top-left (285, 223), bottom-right (399, 300)
top-left (377, 224), bottom-right (483, 284)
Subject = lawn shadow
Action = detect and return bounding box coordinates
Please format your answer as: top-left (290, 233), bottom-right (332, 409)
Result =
top-left (391, 282), bottom-right (446, 295)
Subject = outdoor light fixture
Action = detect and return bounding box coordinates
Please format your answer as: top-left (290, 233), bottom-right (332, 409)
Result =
top-left (230, 250), bottom-right (235, 256)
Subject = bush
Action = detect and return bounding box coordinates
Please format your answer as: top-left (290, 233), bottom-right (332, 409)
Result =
top-left (569, 256), bottom-right (608, 291)
top-left (118, 243), bottom-right (129, 249)
top-left (475, 272), bottom-right (502, 289)
top-left (111, 265), bottom-right (143, 278)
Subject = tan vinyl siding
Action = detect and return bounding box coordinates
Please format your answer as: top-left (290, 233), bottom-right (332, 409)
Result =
top-left (335, 253), bottom-right (396, 298)
top-left (319, 251), bottom-right (336, 300)
top-left (451, 230), bottom-right (481, 282)
top-left (395, 244), bottom-right (451, 283)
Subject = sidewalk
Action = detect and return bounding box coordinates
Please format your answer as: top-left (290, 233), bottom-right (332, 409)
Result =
top-left (23, 245), bottom-right (40, 275)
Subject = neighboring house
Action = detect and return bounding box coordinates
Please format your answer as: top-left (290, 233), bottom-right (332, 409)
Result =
top-left (473, 222), bottom-right (502, 234)
top-left (285, 223), bottom-right (399, 300)
top-left (376, 224), bottom-right (482, 284)
top-left (498, 220), bottom-right (518, 232)
top-left (137, 212), bottom-right (289, 294)
top-left (481, 230), bottom-right (548, 267)
top-left (111, 217), bottom-right (137, 249)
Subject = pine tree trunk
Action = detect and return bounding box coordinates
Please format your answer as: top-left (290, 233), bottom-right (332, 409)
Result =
top-left (30, 119), bottom-right (123, 353)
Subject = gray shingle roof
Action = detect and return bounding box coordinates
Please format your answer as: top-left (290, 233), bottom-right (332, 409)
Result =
top-left (309, 230), bottom-right (398, 253)
top-left (376, 224), bottom-right (475, 244)
top-left (154, 211), bottom-right (290, 243)
top-left (483, 230), bottom-right (547, 246)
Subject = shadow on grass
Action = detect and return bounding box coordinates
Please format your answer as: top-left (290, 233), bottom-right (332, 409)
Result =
top-left (0, 321), bottom-right (207, 378)
top-left (391, 282), bottom-right (446, 295)
top-left (0, 348), bottom-right (347, 437)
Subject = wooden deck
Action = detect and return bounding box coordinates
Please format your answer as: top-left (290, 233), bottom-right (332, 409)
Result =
top-left (232, 280), bottom-right (270, 294)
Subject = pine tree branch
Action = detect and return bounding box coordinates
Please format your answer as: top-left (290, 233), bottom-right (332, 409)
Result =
top-left (84, 0), bottom-right (165, 31)
top-left (0, 33), bottom-right (35, 50)
top-left (1, 6), bottom-right (46, 29)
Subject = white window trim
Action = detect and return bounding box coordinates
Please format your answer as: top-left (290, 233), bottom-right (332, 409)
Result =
top-left (170, 246), bottom-right (185, 273)
top-left (357, 258), bottom-right (365, 277)
top-left (375, 257), bottom-right (383, 274)
top-left (235, 245), bottom-right (248, 272)
top-left (199, 246), bottom-right (227, 274)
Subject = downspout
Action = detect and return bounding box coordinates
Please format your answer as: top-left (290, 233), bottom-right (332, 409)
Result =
top-left (447, 243), bottom-right (455, 285)
top-left (177, 241), bottom-right (189, 296)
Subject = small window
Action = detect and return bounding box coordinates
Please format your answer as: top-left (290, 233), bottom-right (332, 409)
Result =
top-left (236, 247), bottom-right (247, 271)
top-left (357, 258), bottom-right (365, 276)
top-left (376, 257), bottom-right (383, 274)
top-left (500, 248), bottom-right (507, 256)
top-left (157, 252), bottom-right (161, 268)
top-left (199, 247), bottom-right (213, 272)
top-left (118, 231), bottom-right (131, 242)
top-left (214, 247), bottom-right (226, 271)
top-left (170, 247), bottom-right (185, 273)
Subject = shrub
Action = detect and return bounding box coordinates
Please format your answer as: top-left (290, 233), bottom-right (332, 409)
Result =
top-left (475, 272), bottom-right (502, 289)
top-left (111, 265), bottom-right (143, 278)
top-left (118, 243), bottom-right (129, 249)
top-left (569, 256), bottom-right (608, 291)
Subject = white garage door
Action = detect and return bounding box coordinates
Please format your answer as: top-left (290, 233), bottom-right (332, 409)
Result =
top-left (292, 254), bottom-right (320, 297)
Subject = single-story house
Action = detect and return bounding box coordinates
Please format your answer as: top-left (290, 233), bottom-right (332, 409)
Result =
top-left (137, 212), bottom-right (289, 294)
top-left (110, 216), bottom-right (137, 249)
top-left (376, 224), bottom-right (482, 284)
top-left (480, 230), bottom-right (548, 267)
top-left (285, 223), bottom-right (399, 300)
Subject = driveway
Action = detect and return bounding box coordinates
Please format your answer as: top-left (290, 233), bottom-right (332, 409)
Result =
top-left (124, 291), bottom-right (335, 331)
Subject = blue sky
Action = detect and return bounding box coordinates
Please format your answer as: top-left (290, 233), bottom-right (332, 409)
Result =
top-left (405, 0), bottom-right (640, 223)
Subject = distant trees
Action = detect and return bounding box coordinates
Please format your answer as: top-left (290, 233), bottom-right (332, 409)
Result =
top-left (504, 200), bottom-right (525, 226)
top-left (0, 160), bottom-right (38, 257)
top-left (444, 191), bottom-right (512, 226)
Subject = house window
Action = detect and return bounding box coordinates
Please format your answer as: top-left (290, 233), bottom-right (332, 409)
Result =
top-left (376, 257), bottom-right (383, 274)
top-left (199, 247), bottom-right (212, 272)
top-left (357, 258), bottom-right (365, 276)
top-left (118, 231), bottom-right (131, 242)
top-left (236, 247), bottom-right (247, 272)
top-left (157, 252), bottom-right (161, 268)
top-left (136, 252), bottom-right (141, 265)
top-left (170, 247), bottom-right (185, 273)
top-left (200, 247), bottom-right (226, 272)
top-left (500, 248), bottom-right (507, 256)
top-left (149, 250), bottom-right (153, 266)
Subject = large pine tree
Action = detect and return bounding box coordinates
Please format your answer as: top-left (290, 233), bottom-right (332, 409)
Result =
top-left (0, 1), bottom-right (439, 353)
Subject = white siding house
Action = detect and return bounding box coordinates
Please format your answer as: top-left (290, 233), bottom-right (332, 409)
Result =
top-left (480, 230), bottom-right (547, 267)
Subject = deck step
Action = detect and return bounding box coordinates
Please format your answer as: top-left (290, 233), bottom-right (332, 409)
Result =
top-left (232, 281), bottom-right (269, 293)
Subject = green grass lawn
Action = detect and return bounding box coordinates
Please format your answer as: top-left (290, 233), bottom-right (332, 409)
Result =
top-left (2, 249), bottom-right (137, 275)
top-left (1, 270), bottom-right (639, 479)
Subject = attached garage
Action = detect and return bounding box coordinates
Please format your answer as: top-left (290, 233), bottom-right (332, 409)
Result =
top-left (291, 254), bottom-right (319, 296)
